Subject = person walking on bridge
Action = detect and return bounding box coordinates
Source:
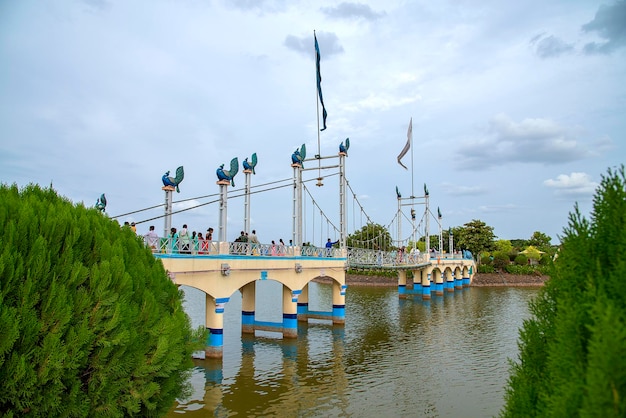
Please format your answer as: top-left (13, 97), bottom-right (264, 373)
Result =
top-left (326, 238), bottom-right (338, 257)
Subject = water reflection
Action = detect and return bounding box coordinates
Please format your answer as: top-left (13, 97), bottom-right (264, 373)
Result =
top-left (168, 284), bottom-right (538, 417)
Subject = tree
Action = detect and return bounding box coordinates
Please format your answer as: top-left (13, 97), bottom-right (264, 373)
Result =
top-left (0, 184), bottom-right (205, 416)
top-left (346, 222), bottom-right (393, 251)
top-left (527, 231), bottom-right (552, 251)
top-left (454, 219), bottom-right (496, 258)
top-left (501, 165), bottom-right (626, 417)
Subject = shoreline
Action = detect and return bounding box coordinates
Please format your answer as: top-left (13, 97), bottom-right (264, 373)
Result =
top-left (315, 273), bottom-right (549, 287)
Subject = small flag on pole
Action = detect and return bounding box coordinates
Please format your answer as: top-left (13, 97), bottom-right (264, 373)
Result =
top-left (315, 32), bottom-right (328, 131)
top-left (397, 117), bottom-right (412, 169)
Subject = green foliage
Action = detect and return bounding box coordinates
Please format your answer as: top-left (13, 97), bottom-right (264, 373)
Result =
top-left (478, 264), bottom-right (495, 273)
top-left (514, 254), bottom-right (528, 266)
top-left (347, 222), bottom-right (393, 251)
top-left (528, 230), bottom-right (552, 251)
top-left (492, 251), bottom-right (510, 271)
top-left (0, 183), bottom-right (204, 416)
top-left (501, 165), bottom-right (626, 417)
top-left (495, 239), bottom-right (513, 254)
top-left (454, 219), bottom-right (496, 258)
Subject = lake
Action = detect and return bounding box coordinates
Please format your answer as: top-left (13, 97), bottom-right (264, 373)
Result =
top-left (167, 281), bottom-right (537, 417)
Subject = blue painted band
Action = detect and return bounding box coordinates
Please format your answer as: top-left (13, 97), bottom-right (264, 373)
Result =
top-left (242, 310), bottom-right (255, 316)
top-left (297, 302), bottom-right (309, 307)
top-left (215, 297), bottom-right (229, 304)
top-left (283, 313), bottom-right (298, 320)
top-left (208, 327), bottom-right (223, 334)
top-left (332, 304), bottom-right (345, 309)
top-left (292, 290), bottom-right (302, 295)
top-left (333, 306), bottom-right (346, 318)
top-left (283, 317), bottom-right (297, 329)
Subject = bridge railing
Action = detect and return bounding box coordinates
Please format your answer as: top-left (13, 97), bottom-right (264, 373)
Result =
top-left (145, 237), bottom-right (342, 258)
top-left (345, 248), bottom-right (468, 268)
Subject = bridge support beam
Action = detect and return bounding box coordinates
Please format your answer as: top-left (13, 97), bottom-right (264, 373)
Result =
top-left (205, 295), bottom-right (229, 358)
top-left (241, 282), bottom-right (255, 334)
top-left (435, 271), bottom-right (444, 296)
top-left (455, 269), bottom-right (463, 290)
top-left (446, 269), bottom-right (454, 293)
top-left (397, 270), bottom-right (408, 299)
top-left (297, 283), bottom-right (309, 321)
top-left (332, 281), bottom-right (347, 324)
top-left (282, 285), bottom-right (298, 338)
top-left (422, 271), bottom-right (432, 300)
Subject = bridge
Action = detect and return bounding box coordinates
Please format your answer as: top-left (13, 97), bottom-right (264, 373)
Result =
top-left (115, 145), bottom-right (475, 358)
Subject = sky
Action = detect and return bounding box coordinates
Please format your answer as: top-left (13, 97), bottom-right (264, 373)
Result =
top-left (1, 0), bottom-right (624, 247)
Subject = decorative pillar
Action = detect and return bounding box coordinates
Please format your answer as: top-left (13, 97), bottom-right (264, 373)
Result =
top-left (162, 186), bottom-right (174, 238)
top-left (339, 150), bottom-right (347, 248)
top-left (205, 295), bottom-right (229, 358)
top-left (413, 269), bottom-right (423, 295)
top-left (282, 285), bottom-right (298, 338)
top-left (292, 162), bottom-right (303, 248)
top-left (243, 153), bottom-right (257, 235)
top-left (217, 180), bottom-right (229, 243)
top-left (332, 281), bottom-right (347, 324)
top-left (241, 282), bottom-right (256, 334)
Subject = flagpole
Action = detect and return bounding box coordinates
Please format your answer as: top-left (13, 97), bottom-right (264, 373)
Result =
top-left (314, 30), bottom-right (322, 181)
top-left (410, 117), bottom-right (414, 198)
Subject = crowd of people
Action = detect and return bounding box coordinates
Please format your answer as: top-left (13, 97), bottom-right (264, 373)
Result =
top-left (127, 221), bottom-right (341, 257)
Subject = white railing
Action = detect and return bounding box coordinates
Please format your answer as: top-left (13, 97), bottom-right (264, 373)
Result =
top-left (145, 237), bottom-right (341, 258)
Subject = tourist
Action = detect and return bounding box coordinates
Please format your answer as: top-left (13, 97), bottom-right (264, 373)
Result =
top-left (326, 238), bottom-right (338, 257)
top-left (179, 224), bottom-right (191, 254)
top-left (143, 225), bottom-right (159, 252)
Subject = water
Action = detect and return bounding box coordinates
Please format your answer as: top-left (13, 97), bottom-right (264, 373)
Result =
top-left (167, 282), bottom-right (538, 417)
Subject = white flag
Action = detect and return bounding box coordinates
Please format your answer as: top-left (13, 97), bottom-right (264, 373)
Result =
top-left (397, 118), bottom-right (412, 170)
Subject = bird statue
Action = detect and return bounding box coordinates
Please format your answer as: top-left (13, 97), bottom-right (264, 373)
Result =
top-left (438, 207), bottom-right (442, 219)
top-left (95, 193), bottom-right (107, 212)
top-left (291, 144), bottom-right (306, 167)
top-left (162, 166), bottom-right (185, 193)
top-left (395, 186), bottom-right (401, 199)
top-left (242, 153), bottom-right (258, 174)
top-left (339, 138), bottom-right (350, 156)
top-left (424, 183), bottom-right (429, 196)
top-left (216, 157), bottom-right (239, 187)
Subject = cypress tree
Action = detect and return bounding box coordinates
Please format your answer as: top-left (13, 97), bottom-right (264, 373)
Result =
top-left (0, 184), bottom-right (204, 417)
top-left (501, 165), bottom-right (626, 417)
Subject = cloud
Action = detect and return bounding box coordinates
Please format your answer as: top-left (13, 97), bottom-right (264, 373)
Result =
top-left (457, 114), bottom-right (593, 170)
top-left (543, 172), bottom-right (598, 197)
top-left (321, 2), bottom-right (386, 21)
top-left (530, 33), bottom-right (574, 58)
top-left (284, 32), bottom-right (344, 57)
top-left (478, 204), bottom-right (518, 213)
top-left (439, 182), bottom-right (488, 196)
top-left (582, 0), bottom-right (626, 54)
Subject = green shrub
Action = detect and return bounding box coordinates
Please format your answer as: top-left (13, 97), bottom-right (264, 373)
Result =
top-left (478, 264), bottom-right (495, 273)
top-left (0, 184), bottom-right (205, 416)
top-left (492, 251), bottom-right (510, 271)
top-left (501, 165), bottom-right (626, 417)
top-left (480, 254), bottom-right (492, 265)
top-left (514, 254), bottom-right (528, 265)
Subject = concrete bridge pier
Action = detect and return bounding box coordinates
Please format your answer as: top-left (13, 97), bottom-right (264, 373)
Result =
top-left (446, 269), bottom-right (455, 293)
top-left (282, 285), bottom-right (298, 338)
top-left (332, 282), bottom-right (347, 324)
top-left (297, 284), bottom-right (309, 321)
top-left (205, 294), bottom-right (229, 358)
top-left (241, 282), bottom-right (255, 334)
top-left (397, 270), bottom-right (408, 299)
top-left (413, 270), bottom-right (423, 295)
top-left (422, 269), bottom-right (432, 300)
top-left (454, 269), bottom-right (463, 290)
top-left (435, 271), bottom-right (444, 296)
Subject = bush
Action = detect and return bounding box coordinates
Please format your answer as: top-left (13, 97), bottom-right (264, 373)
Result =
top-left (514, 254), bottom-right (528, 266)
top-left (478, 264), bottom-right (495, 273)
top-left (501, 165), bottom-right (626, 417)
top-left (492, 251), bottom-right (510, 271)
top-left (0, 184), bottom-right (204, 416)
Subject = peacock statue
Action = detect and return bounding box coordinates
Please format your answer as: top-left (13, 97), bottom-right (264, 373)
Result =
top-left (438, 207), bottom-right (442, 219)
top-left (95, 193), bottom-right (107, 212)
top-left (395, 186), bottom-right (401, 199)
top-left (162, 166), bottom-right (185, 193)
top-left (339, 138), bottom-right (350, 156)
top-left (242, 153), bottom-right (258, 174)
top-left (216, 157), bottom-right (239, 187)
top-left (424, 183), bottom-right (429, 196)
top-left (291, 144), bottom-right (306, 167)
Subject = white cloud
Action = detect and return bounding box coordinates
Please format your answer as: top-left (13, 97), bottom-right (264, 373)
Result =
top-left (543, 172), bottom-right (598, 197)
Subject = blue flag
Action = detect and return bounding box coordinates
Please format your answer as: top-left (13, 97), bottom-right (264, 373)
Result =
top-left (314, 33), bottom-right (327, 131)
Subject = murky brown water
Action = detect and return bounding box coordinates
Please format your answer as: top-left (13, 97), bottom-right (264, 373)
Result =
top-left (167, 282), bottom-right (537, 417)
